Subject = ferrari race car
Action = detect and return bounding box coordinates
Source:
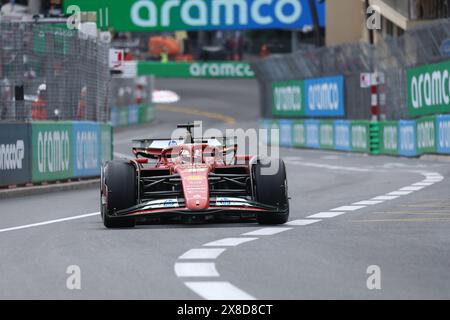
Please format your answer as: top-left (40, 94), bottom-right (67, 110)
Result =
top-left (100, 123), bottom-right (289, 228)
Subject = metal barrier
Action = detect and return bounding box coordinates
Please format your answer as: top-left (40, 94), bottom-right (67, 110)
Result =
top-left (254, 20), bottom-right (450, 121)
top-left (0, 21), bottom-right (110, 122)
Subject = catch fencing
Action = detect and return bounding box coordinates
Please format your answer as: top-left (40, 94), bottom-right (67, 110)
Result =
top-left (254, 19), bottom-right (450, 121)
top-left (0, 20), bottom-right (110, 122)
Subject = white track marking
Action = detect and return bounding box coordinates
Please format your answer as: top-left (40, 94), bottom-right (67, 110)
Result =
top-left (176, 170), bottom-right (445, 301)
top-left (353, 200), bottom-right (384, 206)
top-left (242, 228), bottom-right (292, 236)
top-left (203, 238), bottom-right (258, 247)
top-left (372, 195), bottom-right (400, 201)
top-left (178, 249), bottom-right (226, 260)
top-left (388, 191), bottom-right (414, 196)
top-left (400, 186), bottom-right (425, 191)
top-left (184, 282), bottom-right (256, 300)
top-left (307, 212), bottom-right (346, 219)
top-left (413, 182), bottom-right (435, 186)
top-left (332, 205), bottom-right (366, 212)
top-left (0, 212), bottom-right (100, 234)
top-left (286, 161), bottom-right (371, 173)
top-left (174, 263), bottom-right (219, 277)
top-left (286, 219), bottom-right (322, 226)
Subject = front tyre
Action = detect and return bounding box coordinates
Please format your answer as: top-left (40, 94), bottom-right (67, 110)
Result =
top-left (253, 158), bottom-right (290, 225)
top-left (101, 160), bottom-right (137, 228)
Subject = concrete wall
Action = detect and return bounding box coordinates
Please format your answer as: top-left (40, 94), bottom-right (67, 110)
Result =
top-left (326, 0), bottom-right (365, 46)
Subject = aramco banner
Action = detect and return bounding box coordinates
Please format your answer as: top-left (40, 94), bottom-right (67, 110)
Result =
top-left (64, 0), bottom-right (326, 32)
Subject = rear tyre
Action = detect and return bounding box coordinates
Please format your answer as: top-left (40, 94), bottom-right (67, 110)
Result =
top-left (101, 160), bottom-right (137, 228)
top-left (253, 159), bottom-right (290, 225)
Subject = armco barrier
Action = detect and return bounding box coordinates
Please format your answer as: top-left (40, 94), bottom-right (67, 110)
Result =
top-left (0, 124), bottom-right (31, 186)
top-left (1, 121), bottom-right (112, 187)
top-left (398, 120), bottom-right (417, 157)
top-left (111, 104), bottom-right (155, 128)
top-left (334, 120), bottom-right (351, 151)
top-left (437, 115), bottom-right (450, 154)
top-left (305, 120), bottom-right (320, 149)
top-left (417, 116), bottom-right (437, 155)
top-left (380, 121), bottom-right (399, 156)
top-left (292, 120), bottom-right (306, 148)
top-left (320, 121), bottom-right (335, 150)
top-left (351, 121), bottom-right (370, 153)
top-left (263, 117), bottom-right (449, 158)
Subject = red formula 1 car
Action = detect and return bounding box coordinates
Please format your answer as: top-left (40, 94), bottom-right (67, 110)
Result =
top-left (100, 123), bottom-right (289, 228)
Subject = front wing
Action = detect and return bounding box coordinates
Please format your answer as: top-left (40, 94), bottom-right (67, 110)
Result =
top-left (109, 197), bottom-right (286, 222)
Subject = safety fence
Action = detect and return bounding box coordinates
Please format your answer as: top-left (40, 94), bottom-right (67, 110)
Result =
top-left (0, 121), bottom-right (113, 188)
top-left (254, 19), bottom-right (450, 120)
top-left (260, 114), bottom-right (450, 158)
top-left (0, 20), bottom-right (110, 122)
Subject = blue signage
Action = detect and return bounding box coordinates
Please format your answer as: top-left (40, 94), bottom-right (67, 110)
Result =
top-left (437, 115), bottom-right (450, 154)
top-left (279, 119), bottom-right (294, 148)
top-left (398, 120), bottom-right (417, 157)
top-left (334, 120), bottom-right (351, 151)
top-left (305, 119), bottom-right (320, 148)
top-left (304, 76), bottom-right (345, 117)
top-left (73, 122), bottom-right (101, 177)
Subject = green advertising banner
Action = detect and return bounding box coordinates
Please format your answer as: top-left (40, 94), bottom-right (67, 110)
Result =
top-left (32, 122), bottom-right (74, 182)
top-left (138, 104), bottom-right (155, 124)
top-left (416, 116), bottom-right (437, 154)
top-left (351, 121), bottom-right (370, 153)
top-left (292, 120), bottom-right (306, 148)
top-left (138, 62), bottom-right (255, 78)
top-left (407, 60), bottom-right (450, 117)
top-left (64, 0), bottom-right (325, 32)
top-left (272, 80), bottom-right (304, 117)
top-left (320, 121), bottom-right (335, 150)
top-left (380, 121), bottom-right (399, 155)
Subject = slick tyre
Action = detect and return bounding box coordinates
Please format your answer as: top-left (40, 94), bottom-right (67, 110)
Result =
top-left (253, 158), bottom-right (290, 225)
top-left (102, 160), bottom-right (136, 228)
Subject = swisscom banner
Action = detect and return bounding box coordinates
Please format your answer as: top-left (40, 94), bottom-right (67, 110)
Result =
top-left (64, 0), bottom-right (326, 32)
top-left (407, 60), bottom-right (450, 117)
top-left (304, 75), bottom-right (345, 117)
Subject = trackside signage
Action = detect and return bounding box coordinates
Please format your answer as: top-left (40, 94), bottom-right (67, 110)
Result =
top-left (32, 123), bottom-right (73, 182)
top-left (304, 76), bottom-right (345, 117)
top-left (0, 124), bottom-right (31, 187)
top-left (272, 80), bottom-right (304, 117)
top-left (73, 122), bottom-right (101, 178)
top-left (437, 115), bottom-right (450, 154)
top-left (138, 62), bottom-right (255, 78)
top-left (334, 120), bottom-right (351, 151)
top-left (407, 60), bottom-right (450, 117)
top-left (64, 0), bottom-right (325, 32)
top-left (416, 116), bottom-right (437, 154)
top-left (398, 120), bottom-right (417, 157)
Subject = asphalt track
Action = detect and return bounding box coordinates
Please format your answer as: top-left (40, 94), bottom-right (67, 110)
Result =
top-left (1, 79), bottom-right (450, 299)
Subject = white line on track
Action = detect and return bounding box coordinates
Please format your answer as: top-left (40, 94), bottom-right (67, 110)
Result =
top-left (0, 212), bottom-right (100, 234)
top-left (176, 170), bottom-right (445, 300)
top-left (286, 219), bottom-right (322, 226)
top-left (332, 206), bottom-right (366, 212)
top-left (388, 191), bottom-right (414, 196)
top-left (174, 263), bottom-right (220, 277)
top-left (400, 186), bottom-right (425, 191)
top-left (203, 238), bottom-right (258, 247)
top-left (178, 249), bottom-right (226, 260)
top-left (413, 182), bottom-right (435, 186)
top-left (184, 282), bottom-right (256, 300)
top-left (242, 228), bottom-right (292, 236)
top-left (372, 195), bottom-right (400, 201)
top-left (353, 200), bottom-right (384, 206)
top-left (307, 212), bottom-right (346, 219)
